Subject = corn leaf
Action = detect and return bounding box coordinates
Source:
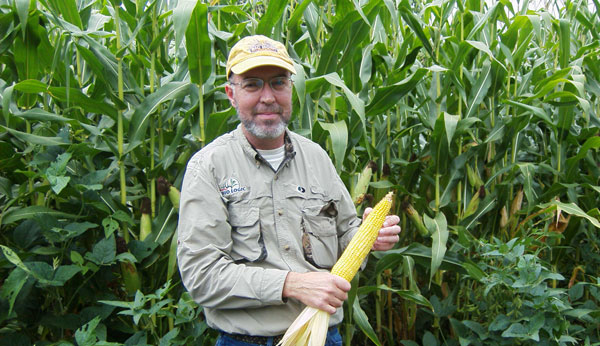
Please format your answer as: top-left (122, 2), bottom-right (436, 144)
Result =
top-left (426, 212), bottom-right (448, 282)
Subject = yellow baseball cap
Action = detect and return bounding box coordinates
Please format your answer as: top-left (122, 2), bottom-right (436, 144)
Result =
top-left (226, 35), bottom-right (296, 77)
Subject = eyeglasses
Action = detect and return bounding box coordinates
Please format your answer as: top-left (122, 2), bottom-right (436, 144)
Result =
top-left (229, 76), bottom-right (292, 93)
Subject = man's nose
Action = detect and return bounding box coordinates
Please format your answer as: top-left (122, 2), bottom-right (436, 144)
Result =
top-left (258, 82), bottom-right (276, 103)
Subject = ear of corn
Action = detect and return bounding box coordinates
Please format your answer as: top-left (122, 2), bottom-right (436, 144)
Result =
top-left (331, 191), bottom-right (393, 282)
top-left (278, 192), bottom-right (394, 346)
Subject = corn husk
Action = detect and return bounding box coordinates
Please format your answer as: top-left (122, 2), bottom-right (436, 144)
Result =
top-left (278, 192), bottom-right (393, 346)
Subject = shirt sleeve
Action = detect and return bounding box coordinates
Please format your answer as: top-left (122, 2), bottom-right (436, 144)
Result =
top-left (177, 153), bottom-right (289, 309)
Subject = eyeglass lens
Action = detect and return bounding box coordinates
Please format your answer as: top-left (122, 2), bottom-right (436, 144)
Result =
top-left (239, 77), bottom-right (291, 92)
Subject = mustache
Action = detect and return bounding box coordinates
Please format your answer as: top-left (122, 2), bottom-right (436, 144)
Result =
top-left (253, 105), bottom-right (283, 115)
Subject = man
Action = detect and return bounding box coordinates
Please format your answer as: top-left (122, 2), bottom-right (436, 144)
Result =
top-left (177, 35), bottom-right (401, 345)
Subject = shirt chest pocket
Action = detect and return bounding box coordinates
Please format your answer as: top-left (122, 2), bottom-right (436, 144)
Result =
top-left (301, 199), bottom-right (339, 269)
top-left (228, 206), bottom-right (266, 263)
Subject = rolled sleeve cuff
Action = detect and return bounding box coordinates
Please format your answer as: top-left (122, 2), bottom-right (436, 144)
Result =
top-left (260, 269), bottom-right (288, 304)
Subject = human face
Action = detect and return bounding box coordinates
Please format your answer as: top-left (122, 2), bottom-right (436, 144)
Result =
top-left (225, 66), bottom-right (293, 147)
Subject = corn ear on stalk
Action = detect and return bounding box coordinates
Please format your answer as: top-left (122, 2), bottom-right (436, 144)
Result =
top-left (139, 197), bottom-right (152, 241)
top-left (278, 192), bottom-right (394, 346)
top-left (351, 161), bottom-right (376, 205)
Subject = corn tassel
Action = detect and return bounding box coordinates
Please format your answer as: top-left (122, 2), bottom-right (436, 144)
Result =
top-left (278, 192), bottom-right (394, 346)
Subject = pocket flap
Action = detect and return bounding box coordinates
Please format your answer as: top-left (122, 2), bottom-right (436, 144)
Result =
top-left (229, 206), bottom-right (259, 227)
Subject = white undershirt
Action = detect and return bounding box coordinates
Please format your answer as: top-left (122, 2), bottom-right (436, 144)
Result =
top-left (257, 146), bottom-right (285, 170)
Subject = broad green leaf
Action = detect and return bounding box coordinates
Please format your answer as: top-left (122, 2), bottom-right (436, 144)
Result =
top-left (558, 19), bottom-right (570, 69)
top-left (352, 298), bottom-right (381, 346)
top-left (1, 126), bottom-right (69, 146)
top-left (375, 243), bottom-right (465, 274)
top-left (46, 152), bottom-right (72, 194)
top-left (18, 109), bottom-right (70, 123)
top-left (0, 268), bottom-right (28, 315)
top-left (425, 212), bottom-right (448, 282)
top-left (539, 200), bottom-right (600, 229)
top-left (359, 44), bottom-right (374, 88)
top-left (465, 61), bottom-right (492, 119)
top-left (399, 4), bottom-right (435, 63)
top-left (318, 120), bottom-right (347, 173)
top-left (13, 36), bottom-right (40, 97)
top-left (173, 0), bottom-right (197, 49)
top-left (185, 3), bottom-right (211, 85)
top-left (565, 135), bottom-right (600, 181)
top-left (46, 0), bottom-right (83, 29)
top-left (365, 68), bottom-right (427, 117)
top-left (518, 163), bottom-right (537, 207)
top-left (466, 3), bottom-right (500, 40)
top-left (287, 0), bottom-right (313, 33)
top-left (0, 246), bottom-right (52, 285)
top-left (316, 11), bottom-right (362, 75)
top-left (85, 235), bottom-right (117, 265)
top-left (127, 81), bottom-right (192, 153)
top-left (465, 40), bottom-right (506, 71)
top-left (1, 206), bottom-right (78, 225)
top-left (305, 73), bottom-right (365, 132)
top-left (461, 195), bottom-right (497, 230)
top-left (53, 265), bottom-right (81, 285)
top-left (443, 112), bottom-right (459, 147)
top-left (48, 86), bottom-right (118, 118)
top-left (75, 316), bottom-right (102, 346)
top-left (256, 0), bottom-right (287, 36)
top-left (14, 79), bottom-right (47, 93)
top-left (505, 100), bottom-right (553, 125)
top-left (14, 0), bottom-right (30, 40)
top-left (358, 284), bottom-right (432, 309)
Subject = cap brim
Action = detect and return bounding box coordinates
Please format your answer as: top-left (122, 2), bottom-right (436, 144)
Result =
top-left (230, 56), bottom-right (296, 76)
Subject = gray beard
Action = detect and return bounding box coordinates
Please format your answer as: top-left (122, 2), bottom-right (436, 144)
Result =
top-left (240, 117), bottom-right (288, 139)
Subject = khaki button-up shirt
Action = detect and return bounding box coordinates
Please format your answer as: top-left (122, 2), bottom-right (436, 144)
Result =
top-left (177, 125), bottom-right (361, 336)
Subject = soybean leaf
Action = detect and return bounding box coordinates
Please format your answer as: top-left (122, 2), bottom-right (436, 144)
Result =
top-left (0, 268), bottom-right (29, 315)
top-left (85, 235), bottom-right (117, 266)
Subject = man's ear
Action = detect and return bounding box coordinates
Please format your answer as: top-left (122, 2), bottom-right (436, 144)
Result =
top-left (225, 84), bottom-right (236, 107)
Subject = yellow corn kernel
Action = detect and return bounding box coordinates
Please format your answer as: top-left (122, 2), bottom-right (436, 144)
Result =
top-left (331, 191), bottom-right (393, 282)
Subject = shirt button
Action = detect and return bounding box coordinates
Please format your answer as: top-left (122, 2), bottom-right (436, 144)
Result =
top-left (274, 175), bottom-right (278, 180)
top-left (278, 210), bottom-right (284, 216)
top-left (283, 245), bottom-right (290, 251)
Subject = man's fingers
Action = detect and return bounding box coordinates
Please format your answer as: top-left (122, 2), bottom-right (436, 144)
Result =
top-left (378, 225), bottom-right (401, 236)
top-left (383, 214), bottom-right (400, 227)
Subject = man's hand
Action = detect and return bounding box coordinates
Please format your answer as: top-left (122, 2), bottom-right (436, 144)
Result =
top-left (282, 271), bottom-right (351, 314)
top-left (363, 208), bottom-right (401, 251)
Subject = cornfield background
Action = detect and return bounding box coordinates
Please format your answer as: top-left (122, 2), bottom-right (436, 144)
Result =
top-left (1, 0), bottom-right (599, 345)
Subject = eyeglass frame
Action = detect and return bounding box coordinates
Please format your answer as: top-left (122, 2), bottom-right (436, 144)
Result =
top-left (228, 76), bottom-right (293, 93)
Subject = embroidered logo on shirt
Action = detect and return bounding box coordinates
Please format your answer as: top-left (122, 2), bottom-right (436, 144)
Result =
top-left (219, 178), bottom-right (247, 196)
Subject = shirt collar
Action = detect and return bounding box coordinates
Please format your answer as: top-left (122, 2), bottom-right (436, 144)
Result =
top-left (235, 124), bottom-right (296, 167)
